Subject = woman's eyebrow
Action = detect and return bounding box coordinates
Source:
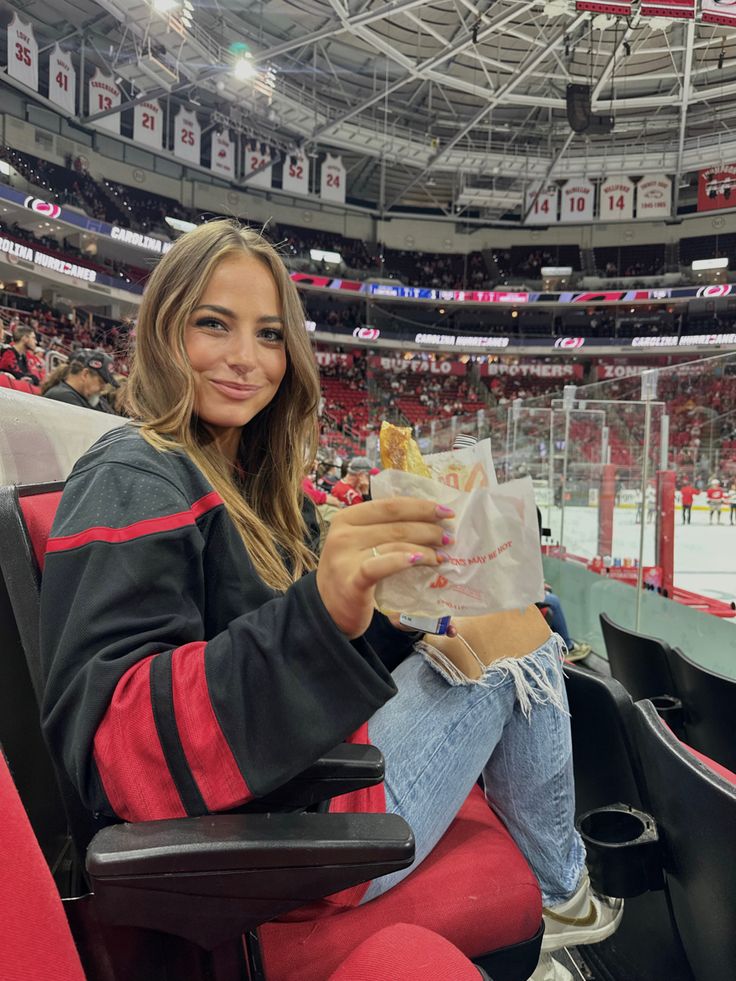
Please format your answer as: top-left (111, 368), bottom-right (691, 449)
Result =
top-left (257, 315), bottom-right (285, 324)
top-left (192, 304), bottom-right (235, 317)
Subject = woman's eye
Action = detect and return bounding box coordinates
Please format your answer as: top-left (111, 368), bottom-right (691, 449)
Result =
top-left (260, 328), bottom-right (285, 343)
top-left (195, 318), bottom-right (227, 332)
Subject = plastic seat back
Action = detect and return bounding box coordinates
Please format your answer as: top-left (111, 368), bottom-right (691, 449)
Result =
top-left (665, 647), bottom-right (736, 771)
top-left (634, 700), bottom-right (736, 981)
top-left (599, 613), bottom-right (677, 701)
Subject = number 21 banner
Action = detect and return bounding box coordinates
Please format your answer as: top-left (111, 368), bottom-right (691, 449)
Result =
top-left (7, 14), bottom-right (38, 92)
top-left (560, 179), bottom-right (595, 223)
top-left (599, 176), bottom-right (634, 221)
top-left (48, 44), bottom-right (75, 115)
top-left (133, 100), bottom-right (163, 150)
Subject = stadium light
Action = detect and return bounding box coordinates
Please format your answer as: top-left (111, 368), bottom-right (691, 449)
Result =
top-left (152, 0), bottom-right (180, 13)
top-left (310, 248), bottom-right (343, 265)
top-left (691, 257), bottom-right (728, 271)
top-left (234, 53), bottom-right (257, 82)
top-left (165, 216), bottom-right (197, 233)
top-left (541, 266), bottom-right (572, 277)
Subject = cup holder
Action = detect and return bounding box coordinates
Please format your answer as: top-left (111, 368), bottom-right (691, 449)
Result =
top-left (649, 694), bottom-right (684, 737)
top-left (577, 804), bottom-right (663, 898)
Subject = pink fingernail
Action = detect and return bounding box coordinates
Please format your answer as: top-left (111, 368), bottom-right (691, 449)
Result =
top-left (436, 550), bottom-right (451, 563)
top-left (408, 553), bottom-right (424, 565)
top-left (441, 531), bottom-right (454, 546)
top-left (436, 505), bottom-right (455, 517)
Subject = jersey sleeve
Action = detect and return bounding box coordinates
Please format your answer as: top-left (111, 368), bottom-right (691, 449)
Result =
top-left (39, 462), bottom-right (396, 822)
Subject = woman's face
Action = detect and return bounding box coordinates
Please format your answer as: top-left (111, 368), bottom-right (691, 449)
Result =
top-left (184, 253), bottom-right (287, 457)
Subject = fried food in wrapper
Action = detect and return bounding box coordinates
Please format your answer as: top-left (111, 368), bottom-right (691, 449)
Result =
top-left (373, 422), bottom-right (544, 617)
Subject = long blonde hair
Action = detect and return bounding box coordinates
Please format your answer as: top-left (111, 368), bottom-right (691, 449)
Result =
top-left (127, 219), bottom-right (320, 591)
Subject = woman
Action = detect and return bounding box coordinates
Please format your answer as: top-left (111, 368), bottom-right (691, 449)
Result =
top-left (39, 221), bottom-right (620, 973)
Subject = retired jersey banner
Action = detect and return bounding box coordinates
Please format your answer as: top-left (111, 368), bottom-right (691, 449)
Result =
top-left (211, 130), bottom-right (235, 179)
top-left (48, 44), bottom-right (75, 115)
top-left (173, 107), bottom-right (201, 165)
top-left (524, 182), bottom-right (559, 225)
top-left (88, 70), bottom-right (120, 134)
top-left (702, 0), bottom-right (736, 25)
top-left (697, 164), bottom-right (736, 211)
top-left (636, 175), bottom-right (672, 219)
top-left (8, 15), bottom-right (38, 91)
top-left (283, 154), bottom-right (310, 195)
top-left (321, 154), bottom-right (346, 204)
top-left (599, 176), bottom-right (635, 221)
top-left (575, 0), bottom-right (632, 13)
top-left (641, 0), bottom-right (694, 16)
top-left (133, 100), bottom-right (163, 150)
top-left (246, 144), bottom-right (273, 188)
top-left (560, 179), bottom-right (595, 223)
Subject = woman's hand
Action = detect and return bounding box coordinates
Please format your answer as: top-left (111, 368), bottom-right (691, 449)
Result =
top-left (316, 498), bottom-right (454, 639)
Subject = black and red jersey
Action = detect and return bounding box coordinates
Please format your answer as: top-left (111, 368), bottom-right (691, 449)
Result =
top-left (39, 426), bottom-right (401, 835)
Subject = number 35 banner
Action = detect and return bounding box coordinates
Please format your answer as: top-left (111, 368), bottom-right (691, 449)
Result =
top-left (560, 179), bottom-right (595, 223)
top-left (599, 176), bottom-right (635, 221)
top-left (7, 14), bottom-right (39, 92)
top-left (321, 154), bottom-right (346, 204)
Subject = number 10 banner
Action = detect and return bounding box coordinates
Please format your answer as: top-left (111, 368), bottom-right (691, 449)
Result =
top-left (559, 179), bottom-right (595, 223)
top-left (599, 176), bottom-right (634, 221)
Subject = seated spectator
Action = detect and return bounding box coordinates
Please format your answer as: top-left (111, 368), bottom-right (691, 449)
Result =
top-left (332, 457), bottom-right (372, 506)
top-left (0, 324), bottom-right (41, 385)
top-left (42, 349), bottom-right (117, 411)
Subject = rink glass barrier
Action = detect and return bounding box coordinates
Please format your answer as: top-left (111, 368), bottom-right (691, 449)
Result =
top-left (413, 355), bottom-right (736, 678)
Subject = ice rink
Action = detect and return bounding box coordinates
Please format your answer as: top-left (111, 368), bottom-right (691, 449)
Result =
top-left (543, 504), bottom-right (736, 607)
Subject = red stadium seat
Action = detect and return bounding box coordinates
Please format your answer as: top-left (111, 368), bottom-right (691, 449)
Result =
top-left (0, 482), bottom-right (543, 981)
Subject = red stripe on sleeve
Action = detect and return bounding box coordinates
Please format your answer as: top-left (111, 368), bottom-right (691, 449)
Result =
top-left (47, 491), bottom-right (223, 554)
top-left (93, 656), bottom-right (187, 821)
top-left (170, 642), bottom-right (252, 812)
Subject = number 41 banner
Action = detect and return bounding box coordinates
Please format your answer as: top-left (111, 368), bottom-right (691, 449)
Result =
top-left (599, 176), bottom-right (634, 221)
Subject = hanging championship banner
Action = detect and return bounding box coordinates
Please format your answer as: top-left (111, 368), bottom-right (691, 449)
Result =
top-left (211, 130), bottom-right (235, 180)
top-left (173, 106), bottom-right (201, 165)
top-left (560, 179), bottom-right (595, 223)
top-left (523, 182), bottom-right (558, 225)
top-left (246, 143), bottom-right (273, 188)
top-left (697, 164), bottom-right (736, 211)
top-left (641, 0), bottom-right (694, 16)
top-left (636, 175), bottom-right (672, 219)
top-left (320, 154), bottom-right (346, 203)
top-left (7, 14), bottom-right (39, 91)
top-left (48, 44), bottom-right (75, 115)
top-left (283, 153), bottom-right (310, 195)
top-left (702, 0), bottom-right (736, 25)
top-left (133, 100), bottom-right (163, 150)
top-left (599, 176), bottom-right (635, 221)
top-left (88, 70), bottom-right (121, 134)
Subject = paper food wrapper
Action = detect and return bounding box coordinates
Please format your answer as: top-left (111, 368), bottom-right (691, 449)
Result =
top-left (372, 441), bottom-right (543, 616)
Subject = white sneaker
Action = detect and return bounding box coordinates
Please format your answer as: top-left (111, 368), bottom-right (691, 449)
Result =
top-left (541, 870), bottom-right (624, 952)
top-left (528, 953), bottom-right (574, 981)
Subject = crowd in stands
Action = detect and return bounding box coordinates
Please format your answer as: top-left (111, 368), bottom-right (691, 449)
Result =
top-left (594, 245), bottom-right (665, 279)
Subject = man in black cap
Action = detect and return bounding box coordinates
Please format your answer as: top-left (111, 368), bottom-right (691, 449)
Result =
top-left (331, 456), bottom-right (372, 506)
top-left (43, 348), bottom-right (118, 411)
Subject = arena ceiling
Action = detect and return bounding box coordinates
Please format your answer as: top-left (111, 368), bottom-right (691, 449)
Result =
top-left (9, 0), bottom-right (736, 218)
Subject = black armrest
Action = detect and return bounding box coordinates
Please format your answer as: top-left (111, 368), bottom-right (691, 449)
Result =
top-left (241, 742), bottom-right (384, 812)
top-left (87, 811), bottom-right (414, 950)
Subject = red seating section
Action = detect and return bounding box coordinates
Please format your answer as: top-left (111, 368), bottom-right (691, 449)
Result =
top-left (260, 785), bottom-right (541, 981)
top-left (0, 373), bottom-right (39, 394)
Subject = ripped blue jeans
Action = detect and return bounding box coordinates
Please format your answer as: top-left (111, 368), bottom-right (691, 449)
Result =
top-left (361, 633), bottom-right (586, 907)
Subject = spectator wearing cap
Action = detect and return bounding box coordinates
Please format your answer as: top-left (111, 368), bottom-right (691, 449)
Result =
top-left (0, 324), bottom-right (41, 385)
top-left (331, 456), bottom-right (372, 506)
top-left (42, 348), bottom-right (118, 411)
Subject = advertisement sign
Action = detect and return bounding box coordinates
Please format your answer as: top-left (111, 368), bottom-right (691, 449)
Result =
top-left (479, 362), bottom-right (584, 379)
top-left (88, 70), bottom-right (121, 134)
top-left (48, 44), bottom-right (75, 115)
top-left (173, 106), bottom-right (202, 165)
top-left (636, 175), bottom-right (672, 219)
top-left (283, 154), bottom-right (310, 195)
top-left (369, 356), bottom-right (466, 376)
top-left (599, 176), bottom-right (635, 221)
top-left (133, 100), bottom-right (163, 150)
top-left (320, 154), bottom-right (346, 204)
top-left (560, 179), bottom-right (595, 223)
top-left (7, 15), bottom-right (38, 91)
top-left (211, 130), bottom-right (235, 180)
top-left (524, 182), bottom-right (559, 225)
top-left (314, 351), bottom-right (353, 367)
top-left (245, 143), bottom-right (272, 188)
top-left (697, 164), bottom-right (736, 212)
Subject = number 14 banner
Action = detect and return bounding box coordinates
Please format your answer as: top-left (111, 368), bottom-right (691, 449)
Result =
top-left (599, 176), bottom-right (634, 221)
top-left (523, 182), bottom-right (559, 225)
